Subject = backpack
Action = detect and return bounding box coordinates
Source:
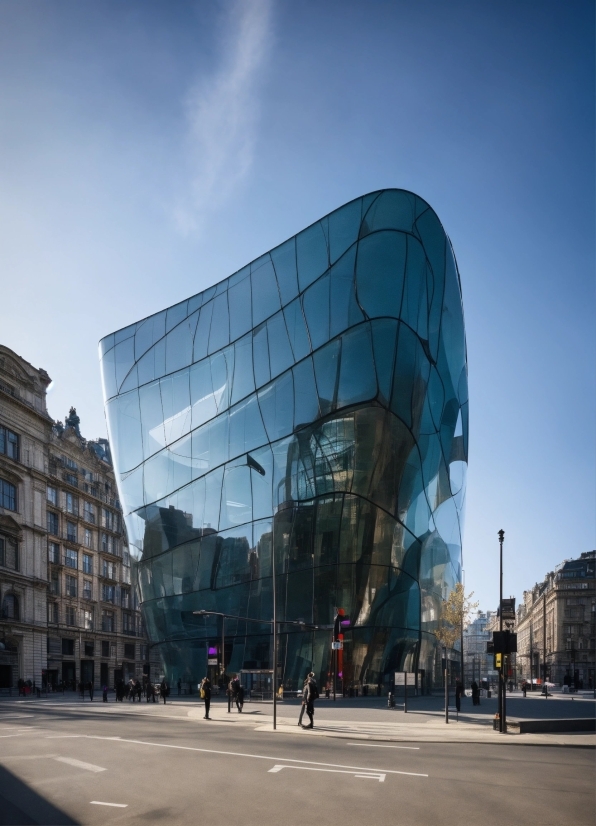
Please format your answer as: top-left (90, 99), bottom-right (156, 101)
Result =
top-left (310, 682), bottom-right (319, 700)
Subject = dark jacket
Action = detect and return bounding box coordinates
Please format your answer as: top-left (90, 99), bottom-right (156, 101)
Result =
top-left (303, 679), bottom-right (317, 705)
top-left (202, 679), bottom-right (212, 699)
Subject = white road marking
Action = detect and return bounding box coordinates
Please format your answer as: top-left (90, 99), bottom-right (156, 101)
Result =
top-left (54, 757), bottom-right (106, 773)
top-left (90, 801), bottom-right (127, 808)
top-left (82, 735), bottom-right (429, 778)
top-left (0, 714), bottom-right (34, 719)
top-left (45, 735), bottom-right (83, 739)
top-left (348, 743), bottom-right (420, 750)
top-left (0, 734), bottom-right (21, 738)
top-left (268, 764), bottom-right (386, 782)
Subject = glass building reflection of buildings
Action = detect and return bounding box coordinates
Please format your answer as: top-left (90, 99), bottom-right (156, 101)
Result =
top-left (99, 189), bottom-right (468, 693)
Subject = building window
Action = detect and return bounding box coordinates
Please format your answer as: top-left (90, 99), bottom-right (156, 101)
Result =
top-left (83, 609), bottom-right (94, 631)
top-left (47, 511), bottom-right (59, 536)
top-left (122, 612), bottom-right (133, 634)
top-left (102, 508), bottom-right (114, 530)
top-left (65, 493), bottom-right (78, 516)
top-left (62, 638), bottom-right (74, 656)
top-left (84, 529), bottom-right (94, 549)
top-left (65, 575), bottom-right (77, 598)
top-left (65, 606), bottom-right (77, 626)
top-left (0, 426), bottom-right (19, 461)
top-left (50, 571), bottom-right (60, 595)
top-left (47, 486), bottom-right (57, 506)
top-left (101, 640), bottom-right (110, 657)
top-left (101, 584), bottom-right (115, 603)
top-left (0, 479), bottom-right (17, 511)
top-left (65, 548), bottom-right (78, 569)
top-left (102, 560), bottom-right (116, 580)
top-left (83, 579), bottom-right (92, 600)
top-left (101, 611), bottom-right (114, 633)
top-left (124, 642), bottom-right (135, 660)
top-left (1, 593), bottom-right (19, 620)
top-left (0, 535), bottom-right (18, 570)
top-left (48, 602), bottom-right (58, 624)
top-left (121, 588), bottom-right (130, 609)
top-left (82, 553), bottom-right (93, 575)
top-left (140, 644), bottom-right (148, 660)
top-left (66, 522), bottom-right (77, 543)
top-left (48, 541), bottom-right (60, 564)
top-left (83, 501), bottom-right (95, 524)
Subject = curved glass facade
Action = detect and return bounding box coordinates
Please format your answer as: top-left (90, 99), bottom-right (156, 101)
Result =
top-left (99, 189), bottom-right (468, 692)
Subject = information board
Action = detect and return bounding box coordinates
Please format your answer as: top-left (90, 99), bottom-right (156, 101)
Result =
top-left (394, 672), bottom-right (416, 685)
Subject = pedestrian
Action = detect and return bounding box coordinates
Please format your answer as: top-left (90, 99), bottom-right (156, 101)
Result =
top-left (297, 677), bottom-right (308, 726)
top-left (160, 678), bottom-right (169, 704)
top-left (200, 676), bottom-right (212, 719)
top-left (230, 676), bottom-right (243, 712)
top-left (455, 680), bottom-right (464, 714)
top-left (471, 680), bottom-right (480, 706)
top-left (522, 680), bottom-right (528, 698)
top-left (87, 680), bottom-right (94, 702)
top-left (102, 685), bottom-right (108, 702)
top-left (177, 678), bottom-right (182, 696)
top-left (301, 672), bottom-right (318, 729)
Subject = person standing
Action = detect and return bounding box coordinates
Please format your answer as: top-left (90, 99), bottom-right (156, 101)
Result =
top-left (301, 672), bottom-right (318, 729)
top-left (522, 680), bottom-right (528, 698)
top-left (102, 685), bottom-right (108, 702)
top-left (87, 680), bottom-right (94, 702)
top-left (200, 677), bottom-right (212, 719)
top-left (471, 680), bottom-right (480, 706)
top-left (160, 678), bottom-right (169, 704)
top-left (297, 677), bottom-right (308, 726)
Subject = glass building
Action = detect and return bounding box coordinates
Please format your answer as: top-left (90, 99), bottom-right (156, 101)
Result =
top-left (99, 189), bottom-right (468, 693)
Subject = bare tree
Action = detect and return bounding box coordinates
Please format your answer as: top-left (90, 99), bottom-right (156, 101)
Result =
top-left (434, 584), bottom-right (478, 723)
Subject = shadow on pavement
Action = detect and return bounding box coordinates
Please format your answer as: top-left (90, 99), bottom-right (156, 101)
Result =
top-left (0, 765), bottom-right (78, 825)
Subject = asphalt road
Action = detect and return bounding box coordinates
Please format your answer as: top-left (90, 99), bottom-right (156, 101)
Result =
top-left (0, 700), bottom-right (594, 826)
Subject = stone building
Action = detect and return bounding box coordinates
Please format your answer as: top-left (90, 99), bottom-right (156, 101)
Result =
top-left (0, 344), bottom-right (160, 692)
top-left (515, 551), bottom-right (595, 688)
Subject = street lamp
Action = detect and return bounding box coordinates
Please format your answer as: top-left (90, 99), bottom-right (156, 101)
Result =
top-left (193, 609), bottom-right (321, 730)
top-left (498, 529), bottom-right (507, 733)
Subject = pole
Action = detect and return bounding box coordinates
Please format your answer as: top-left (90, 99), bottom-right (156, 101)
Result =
top-left (543, 590), bottom-right (547, 698)
top-left (223, 616), bottom-right (230, 713)
top-left (272, 516), bottom-right (277, 731)
top-left (444, 648), bottom-right (449, 724)
top-left (498, 529), bottom-right (505, 732)
top-left (404, 671), bottom-right (408, 713)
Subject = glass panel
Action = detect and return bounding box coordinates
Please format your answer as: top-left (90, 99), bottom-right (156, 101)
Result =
top-left (270, 237), bottom-right (298, 305)
top-left (139, 380), bottom-right (165, 460)
top-left (415, 207), bottom-right (445, 360)
top-left (371, 319), bottom-right (397, 406)
top-left (391, 324), bottom-right (430, 431)
top-left (208, 293), bottom-right (230, 354)
top-left (105, 391), bottom-right (143, 474)
top-left (119, 464), bottom-right (145, 514)
top-left (160, 371), bottom-right (191, 445)
top-left (193, 300), bottom-right (214, 363)
top-left (328, 198), bottom-right (361, 264)
top-left (252, 324), bottom-right (270, 388)
top-left (251, 255), bottom-right (280, 326)
top-left (210, 347), bottom-right (234, 415)
top-left (119, 364), bottom-right (139, 395)
top-left (228, 264), bottom-right (250, 288)
top-left (329, 246), bottom-right (361, 339)
top-left (313, 495), bottom-right (342, 567)
top-left (203, 465), bottom-right (224, 532)
top-left (187, 293), bottom-right (203, 314)
top-left (364, 190), bottom-right (417, 234)
top-left (114, 324), bottom-right (136, 345)
top-left (258, 372), bottom-right (294, 442)
top-left (313, 338), bottom-right (340, 416)
top-left (99, 332), bottom-right (115, 358)
top-left (231, 334), bottom-right (255, 405)
top-left (220, 466), bottom-right (253, 529)
top-left (302, 273), bottom-right (330, 351)
top-left (337, 323), bottom-right (377, 408)
top-left (228, 273), bottom-right (252, 340)
top-left (189, 359), bottom-right (217, 430)
top-left (114, 337), bottom-right (135, 393)
top-left (135, 311), bottom-right (166, 361)
top-left (356, 230), bottom-right (406, 320)
top-left (296, 221), bottom-right (328, 292)
top-left (400, 235), bottom-right (429, 340)
top-left (283, 298), bottom-right (311, 362)
top-left (100, 351), bottom-right (118, 401)
top-left (166, 300), bottom-right (189, 333)
top-left (292, 356), bottom-right (319, 429)
top-left (267, 312), bottom-right (294, 379)
top-left (228, 395), bottom-right (267, 460)
top-left (249, 445), bottom-right (273, 520)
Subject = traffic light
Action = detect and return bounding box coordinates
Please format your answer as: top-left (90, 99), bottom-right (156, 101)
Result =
top-left (494, 653), bottom-right (502, 669)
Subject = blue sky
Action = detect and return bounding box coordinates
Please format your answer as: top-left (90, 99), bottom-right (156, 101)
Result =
top-left (1, 0), bottom-right (593, 611)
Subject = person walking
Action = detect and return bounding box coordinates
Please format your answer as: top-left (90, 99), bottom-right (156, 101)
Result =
top-left (87, 680), bottom-right (94, 702)
top-left (230, 676), bottom-right (243, 712)
top-left (297, 677), bottom-right (308, 726)
top-left (522, 680), bottom-right (528, 698)
top-left (301, 672), bottom-right (318, 729)
top-left (455, 679), bottom-right (464, 714)
top-left (471, 680), bottom-right (480, 706)
top-left (160, 678), bottom-right (169, 704)
top-left (200, 677), bottom-right (212, 719)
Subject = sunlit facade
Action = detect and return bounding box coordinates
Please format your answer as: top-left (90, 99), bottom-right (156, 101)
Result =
top-left (99, 189), bottom-right (468, 692)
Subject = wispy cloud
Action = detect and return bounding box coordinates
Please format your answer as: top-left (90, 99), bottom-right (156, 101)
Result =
top-left (175, 0), bottom-right (272, 234)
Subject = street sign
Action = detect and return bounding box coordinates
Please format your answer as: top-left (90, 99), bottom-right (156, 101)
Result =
top-left (331, 641), bottom-right (343, 650)
top-left (394, 672), bottom-right (416, 685)
top-left (207, 658), bottom-right (218, 665)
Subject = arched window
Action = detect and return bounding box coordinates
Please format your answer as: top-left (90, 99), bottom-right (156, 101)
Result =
top-left (2, 594), bottom-right (19, 621)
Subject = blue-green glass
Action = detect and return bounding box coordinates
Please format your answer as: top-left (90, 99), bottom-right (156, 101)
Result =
top-left (100, 188), bottom-right (468, 694)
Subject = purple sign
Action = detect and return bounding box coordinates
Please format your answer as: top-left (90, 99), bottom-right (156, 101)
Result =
top-left (208, 647), bottom-right (218, 656)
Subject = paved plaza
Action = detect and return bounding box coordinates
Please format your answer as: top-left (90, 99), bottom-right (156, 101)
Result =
top-left (0, 693), bottom-right (594, 825)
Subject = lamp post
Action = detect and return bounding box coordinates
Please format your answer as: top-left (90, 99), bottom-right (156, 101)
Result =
top-left (498, 529), bottom-right (506, 733)
top-left (193, 610), bottom-right (321, 730)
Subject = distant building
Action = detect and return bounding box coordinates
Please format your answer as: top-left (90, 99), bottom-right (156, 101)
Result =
top-left (515, 551), bottom-right (595, 688)
top-left (0, 344), bottom-right (159, 693)
top-left (463, 610), bottom-right (497, 685)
